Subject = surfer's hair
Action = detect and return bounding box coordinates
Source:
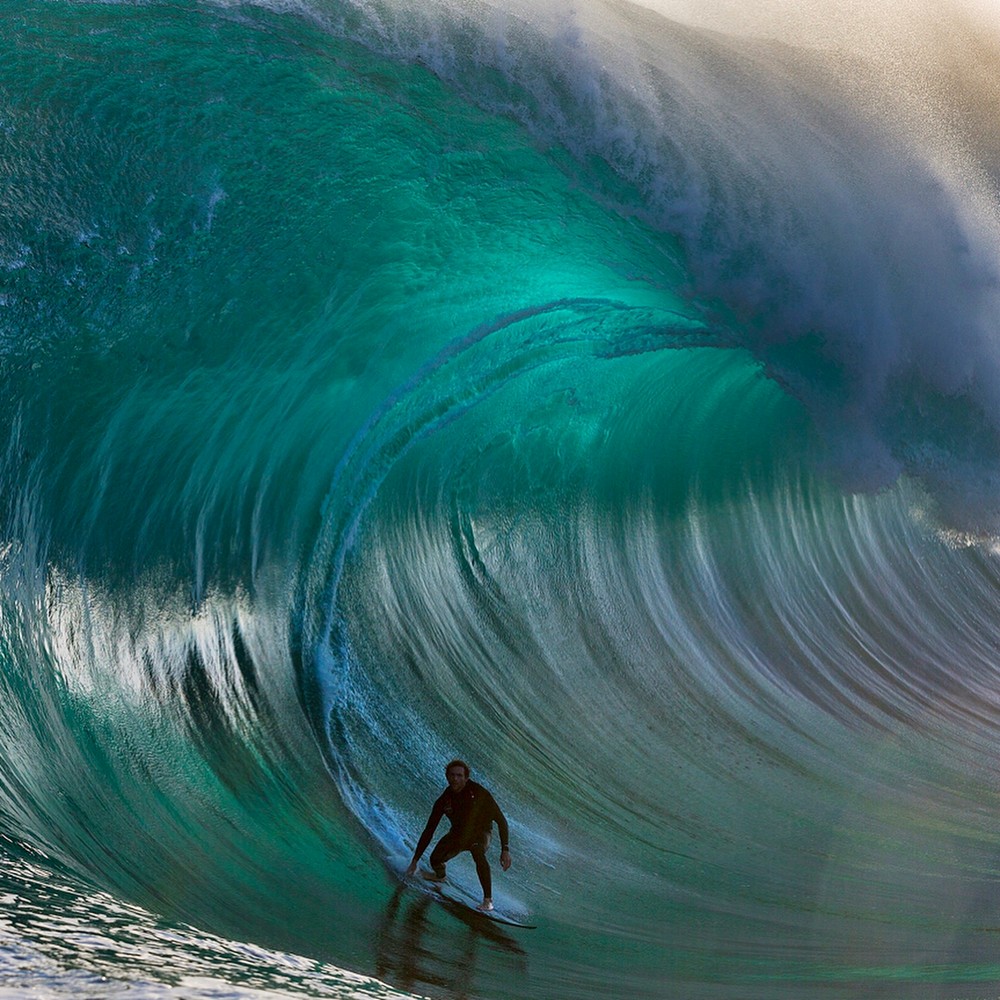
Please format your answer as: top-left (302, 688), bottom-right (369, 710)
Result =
top-left (445, 759), bottom-right (470, 777)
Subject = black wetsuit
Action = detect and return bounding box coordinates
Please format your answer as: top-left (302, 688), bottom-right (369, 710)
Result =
top-left (413, 780), bottom-right (510, 898)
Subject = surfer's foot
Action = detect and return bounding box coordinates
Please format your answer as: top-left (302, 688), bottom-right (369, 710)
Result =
top-left (421, 869), bottom-right (446, 883)
top-left (477, 898), bottom-right (494, 912)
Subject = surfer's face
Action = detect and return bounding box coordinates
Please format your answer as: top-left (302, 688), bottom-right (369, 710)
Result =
top-left (446, 767), bottom-right (468, 792)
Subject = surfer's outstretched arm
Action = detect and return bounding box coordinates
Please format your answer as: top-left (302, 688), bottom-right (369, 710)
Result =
top-left (405, 798), bottom-right (445, 875)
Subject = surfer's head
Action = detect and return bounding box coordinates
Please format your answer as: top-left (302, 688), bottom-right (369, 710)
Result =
top-left (445, 759), bottom-right (470, 792)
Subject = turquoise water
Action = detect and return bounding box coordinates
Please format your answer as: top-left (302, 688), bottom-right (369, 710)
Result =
top-left (5, 1), bottom-right (1000, 997)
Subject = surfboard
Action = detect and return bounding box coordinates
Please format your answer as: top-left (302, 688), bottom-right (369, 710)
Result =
top-left (388, 856), bottom-right (536, 929)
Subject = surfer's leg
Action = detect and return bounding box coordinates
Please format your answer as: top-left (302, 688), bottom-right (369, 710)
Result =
top-left (469, 840), bottom-right (492, 901)
top-left (427, 833), bottom-right (460, 880)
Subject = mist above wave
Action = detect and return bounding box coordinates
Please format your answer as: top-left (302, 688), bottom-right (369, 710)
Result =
top-left (304, 0), bottom-right (1000, 529)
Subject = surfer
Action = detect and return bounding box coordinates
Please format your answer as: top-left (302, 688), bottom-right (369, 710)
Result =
top-left (405, 759), bottom-right (512, 912)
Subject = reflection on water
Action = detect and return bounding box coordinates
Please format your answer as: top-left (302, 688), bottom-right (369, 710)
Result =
top-left (374, 884), bottom-right (527, 1000)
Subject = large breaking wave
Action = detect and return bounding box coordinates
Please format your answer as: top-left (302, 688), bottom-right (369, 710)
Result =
top-left (3, 1), bottom-right (1000, 997)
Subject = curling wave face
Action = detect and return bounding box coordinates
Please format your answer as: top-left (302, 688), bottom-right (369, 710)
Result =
top-left (4, 1), bottom-right (1000, 998)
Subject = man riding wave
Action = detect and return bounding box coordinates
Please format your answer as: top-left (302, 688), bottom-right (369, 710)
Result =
top-left (405, 759), bottom-right (512, 912)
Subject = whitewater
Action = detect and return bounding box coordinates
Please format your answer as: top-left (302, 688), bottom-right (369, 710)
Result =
top-left (4, 0), bottom-right (1000, 997)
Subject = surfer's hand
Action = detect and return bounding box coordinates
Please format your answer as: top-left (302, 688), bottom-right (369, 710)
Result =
top-left (405, 861), bottom-right (417, 877)
top-left (500, 849), bottom-right (511, 871)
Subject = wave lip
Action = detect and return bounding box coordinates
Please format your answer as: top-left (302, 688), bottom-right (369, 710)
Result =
top-left (325, 0), bottom-right (1000, 530)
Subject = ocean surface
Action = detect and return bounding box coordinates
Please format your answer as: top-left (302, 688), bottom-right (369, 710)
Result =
top-left (4, 1), bottom-right (1000, 997)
